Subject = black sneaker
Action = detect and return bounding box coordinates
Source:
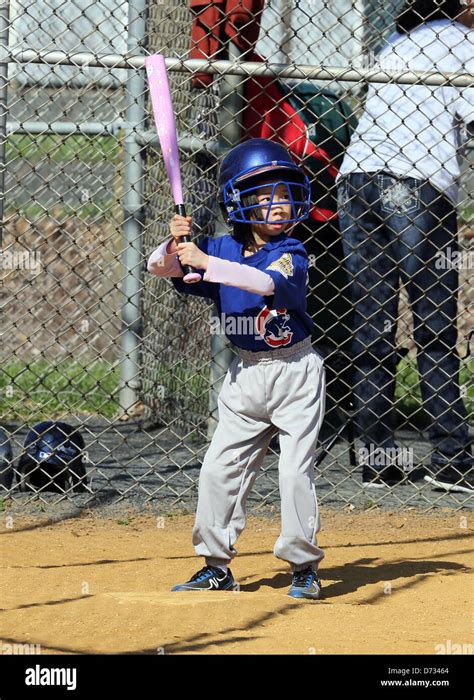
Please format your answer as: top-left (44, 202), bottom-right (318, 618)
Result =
top-left (424, 466), bottom-right (474, 494)
top-left (362, 465), bottom-right (405, 489)
top-left (172, 565), bottom-right (235, 592)
top-left (288, 567), bottom-right (322, 600)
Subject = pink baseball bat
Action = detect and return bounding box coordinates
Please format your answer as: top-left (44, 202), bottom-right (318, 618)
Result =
top-left (145, 54), bottom-right (201, 283)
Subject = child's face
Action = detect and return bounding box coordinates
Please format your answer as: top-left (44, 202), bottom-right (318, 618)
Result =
top-left (250, 181), bottom-right (294, 237)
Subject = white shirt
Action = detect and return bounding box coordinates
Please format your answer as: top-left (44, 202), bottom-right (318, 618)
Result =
top-left (338, 21), bottom-right (474, 205)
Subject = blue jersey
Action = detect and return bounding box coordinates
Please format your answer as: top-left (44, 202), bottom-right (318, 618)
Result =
top-left (171, 231), bottom-right (314, 351)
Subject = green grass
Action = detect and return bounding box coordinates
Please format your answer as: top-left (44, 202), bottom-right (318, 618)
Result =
top-left (7, 134), bottom-right (121, 165)
top-left (395, 355), bottom-right (473, 420)
top-left (8, 201), bottom-right (118, 221)
top-left (459, 203), bottom-right (474, 226)
top-left (5, 134), bottom-right (123, 221)
top-left (0, 359), bottom-right (121, 422)
top-left (362, 499), bottom-right (379, 510)
top-left (0, 357), bottom-right (471, 423)
top-left (143, 360), bottom-right (210, 405)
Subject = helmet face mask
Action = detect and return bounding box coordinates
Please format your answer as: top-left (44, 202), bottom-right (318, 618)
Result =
top-left (218, 140), bottom-right (311, 226)
top-left (224, 174), bottom-right (310, 225)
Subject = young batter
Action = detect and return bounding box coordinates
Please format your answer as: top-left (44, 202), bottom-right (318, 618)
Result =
top-left (147, 138), bottom-right (326, 599)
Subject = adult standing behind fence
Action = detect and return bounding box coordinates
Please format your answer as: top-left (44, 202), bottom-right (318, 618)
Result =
top-left (336, 0), bottom-right (474, 493)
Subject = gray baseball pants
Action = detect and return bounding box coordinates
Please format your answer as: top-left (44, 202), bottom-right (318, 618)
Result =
top-left (192, 336), bottom-right (326, 572)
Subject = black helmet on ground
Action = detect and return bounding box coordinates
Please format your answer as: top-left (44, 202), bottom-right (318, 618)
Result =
top-left (0, 427), bottom-right (13, 490)
top-left (17, 421), bottom-right (88, 493)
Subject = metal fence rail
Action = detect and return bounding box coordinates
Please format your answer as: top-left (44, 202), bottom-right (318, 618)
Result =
top-left (0, 0), bottom-right (472, 513)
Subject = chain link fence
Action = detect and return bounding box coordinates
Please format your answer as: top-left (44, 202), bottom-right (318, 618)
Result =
top-left (0, 0), bottom-right (472, 513)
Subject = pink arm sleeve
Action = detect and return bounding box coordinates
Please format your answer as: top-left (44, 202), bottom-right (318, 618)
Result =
top-left (203, 256), bottom-right (275, 296)
top-left (147, 238), bottom-right (184, 278)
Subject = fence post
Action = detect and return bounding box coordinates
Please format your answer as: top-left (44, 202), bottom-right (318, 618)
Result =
top-left (119, 0), bottom-right (147, 417)
top-left (0, 0), bottom-right (10, 248)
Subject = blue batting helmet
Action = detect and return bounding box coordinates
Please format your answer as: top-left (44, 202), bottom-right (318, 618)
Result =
top-left (17, 421), bottom-right (88, 493)
top-left (218, 138), bottom-right (311, 224)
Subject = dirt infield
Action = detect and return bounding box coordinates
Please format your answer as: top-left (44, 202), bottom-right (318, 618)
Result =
top-left (1, 509), bottom-right (472, 655)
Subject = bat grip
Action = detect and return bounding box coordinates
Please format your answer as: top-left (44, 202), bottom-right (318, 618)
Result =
top-left (175, 204), bottom-right (201, 284)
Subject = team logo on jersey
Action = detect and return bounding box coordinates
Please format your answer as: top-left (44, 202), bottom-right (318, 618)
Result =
top-left (255, 306), bottom-right (293, 348)
top-left (266, 253), bottom-right (294, 279)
